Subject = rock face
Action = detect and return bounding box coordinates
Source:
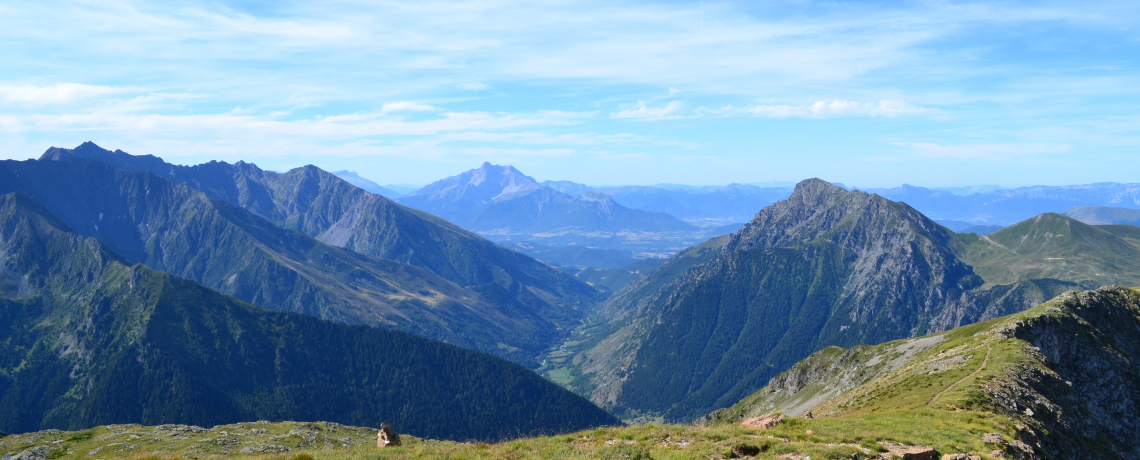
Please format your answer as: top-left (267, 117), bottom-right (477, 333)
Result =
top-left (987, 288), bottom-right (1140, 458)
top-left (570, 179), bottom-right (1081, 422)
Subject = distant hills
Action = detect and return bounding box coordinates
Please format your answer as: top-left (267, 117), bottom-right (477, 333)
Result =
top-left (563, 179), bottom-right (1095, 422)
top-left (1063, 205), bottom-right (1140, 226)
top-left (20, 143), bottom-right (604, 366)
top-left (864, 182), bottom-right (1140, 226)
top-left (704, 286), bottom-right (1140, 458)
top-left (0, 192), bottom-right (618, 440)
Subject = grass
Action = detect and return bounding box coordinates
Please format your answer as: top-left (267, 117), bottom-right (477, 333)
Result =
top-left (0, 411), bottom-right (1012, 460)
top-left (547, 367), bottom-right (574, 385)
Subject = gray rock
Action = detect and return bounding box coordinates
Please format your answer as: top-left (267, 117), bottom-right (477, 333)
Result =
top-left (10, 446), bottom-right (50, 460)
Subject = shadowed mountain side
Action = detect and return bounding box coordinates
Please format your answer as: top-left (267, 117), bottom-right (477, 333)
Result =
top-left (40, 143), bottom-right (603, 337)
top-left (0, 193), bottom-right (619, 440)
top-left (0, 159), bottom-right (559, 364)
top-left (569, 180), bottom-right (1083, 422)
top-left (958, 212), bottom-right (1140, 287)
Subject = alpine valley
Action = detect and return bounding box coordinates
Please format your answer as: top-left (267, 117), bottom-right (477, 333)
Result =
top-left (2, 143), bottom-right (1139, 460)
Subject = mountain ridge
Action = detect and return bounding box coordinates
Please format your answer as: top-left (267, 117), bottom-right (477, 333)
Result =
top-left (567, 179), bottom-right (1085, 422)
top-left (0, 192), bottom-right (619, 440)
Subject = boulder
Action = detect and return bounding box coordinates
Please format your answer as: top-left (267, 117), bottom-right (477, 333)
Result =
top-left (741, 414), bottom-right (783, 430)
top-left (377, 423), bottom-right (401, 448)
top-left (942, 454), bottom-right (982, 460)
top-left (983, 433), bottom-right (1004, 444)
top-left (900, 447), bottom-right (938, 460)
top-left (10, 446), bottom-right (51, 460)
top-left (880, 442), bottom-right (938, 460)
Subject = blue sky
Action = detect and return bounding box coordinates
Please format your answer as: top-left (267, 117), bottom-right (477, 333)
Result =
top-left (1, 0), bottom-right (1138, 187)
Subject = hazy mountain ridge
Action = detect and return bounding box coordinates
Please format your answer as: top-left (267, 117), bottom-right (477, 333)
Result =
top-left (398, 163), bottom-right (695, 234)
top-left (1063, 205), bottom-right (1140, 226)
top-left (331, 170), bottom-right (400, 196)
top-left (0, 192), bottom-right (619, 440)
top-left (865, 182), bottom-right (1140, 225)
top-left (2, 154), bottom-right (563, 364)
top-left (568, 179), bottom-right (1085, 422)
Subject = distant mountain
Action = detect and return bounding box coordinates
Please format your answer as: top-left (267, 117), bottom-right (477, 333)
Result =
top-left (40, 143), bottom-right (603, 364)
top-left (397, 163), bottom-right (695, 234)
top-left (0, 192), bottom-right (618, 440)
top-left (0, 155), bottom-right (566, 364)
top-left (960, 224), bottom-right (1003, 235)
top-left (331, 170), bottom-right (399, 196)
top-left (1063, 205), bottom-right (1140, 226)
top-left (958, 213), bottom-right (1140, 287)
top-left (541, 180), bottom-right (593, 196)
top-left (567, 179), bottom-right (1083, 422)
top-left (567, 259), bottom-right (666, 292)
top-left (864, 182), bottom-right (1140, 225)
top-left (704, 286), bottom-right (1140, 458)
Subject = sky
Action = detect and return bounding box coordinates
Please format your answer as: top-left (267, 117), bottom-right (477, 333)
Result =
top-left (1, 0), bottom-right (1138, 188)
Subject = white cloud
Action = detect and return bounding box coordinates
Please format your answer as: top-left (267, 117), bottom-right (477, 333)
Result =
top-left (894, 142), bottom-right (1071, 159)
top-left (611, 101), bottom-right (683, 120)
top-left (0, 83), bottom-right (136, 104)
top-left (741, 100), bottom-right (935, 118)
top-left (379, 102), bottom-right (438, 114)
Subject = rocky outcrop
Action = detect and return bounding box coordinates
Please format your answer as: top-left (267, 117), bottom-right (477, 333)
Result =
top-left (985, 287), bottom-right (1140, 459)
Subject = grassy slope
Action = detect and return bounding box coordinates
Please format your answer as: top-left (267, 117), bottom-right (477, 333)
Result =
top-left (958, 213), bottom-right (1140, 286)
top-left (706, 287), bottom-right (1140, 458)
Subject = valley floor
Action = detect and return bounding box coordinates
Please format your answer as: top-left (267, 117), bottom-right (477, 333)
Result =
top-left (0, 410), bottom-right (1020, 460)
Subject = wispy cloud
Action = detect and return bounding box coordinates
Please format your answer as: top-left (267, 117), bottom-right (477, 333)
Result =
top-left (0, 83), bottom-right (138, 104)
top-left (611, 101), bottom-right (683, 120)
top-left (895, 142), bottom-right (1071, 160)
top-left (379, 102), bottom-right (438, 114)
top-left (737, 100), bottom-right (936, 119)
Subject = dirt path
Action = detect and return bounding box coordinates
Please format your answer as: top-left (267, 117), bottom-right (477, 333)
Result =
top-left (928, 345), bottom-right (991, 405)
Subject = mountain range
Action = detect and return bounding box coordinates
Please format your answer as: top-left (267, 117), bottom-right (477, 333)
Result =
top-left (13, 143), bottom-right (604, 365)
top-left (863, 182), bottom-right (1140, 226)
top-left (0, 192), bottom-right (617, 440)
top-left (563, 179), bottom-right (1102, 422)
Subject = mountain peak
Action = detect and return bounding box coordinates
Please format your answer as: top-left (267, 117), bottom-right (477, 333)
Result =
top-left (574, 190), bottom-right (614, 203)
top-left (788, 178), bottom-right (850, 204)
